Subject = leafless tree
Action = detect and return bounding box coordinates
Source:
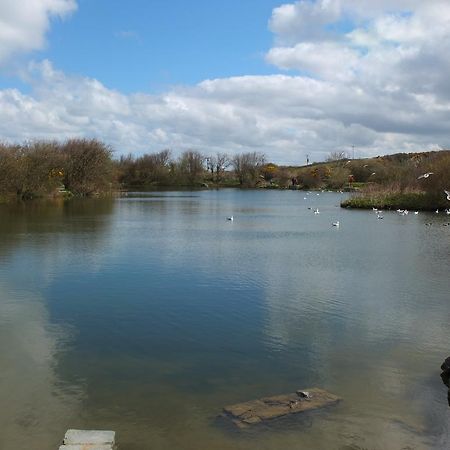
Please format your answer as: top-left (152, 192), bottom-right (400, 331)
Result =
top-left (232, 152), bottom-right (266, 186)
top-left (178, 150), bottom-right (205, 184)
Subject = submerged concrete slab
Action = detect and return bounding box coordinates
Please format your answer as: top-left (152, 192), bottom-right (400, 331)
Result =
top-left (63, 430), bottom-right (115, 445)
top-left (223, 387), bottom-right (340, 428)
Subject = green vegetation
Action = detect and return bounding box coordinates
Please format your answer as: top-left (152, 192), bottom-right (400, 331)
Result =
top-left (1, 138), bottom-right (448, 210)
top-left (0, 139), bottom-right (114, 201)
top-left (339, 151), bottom-right (450, 210)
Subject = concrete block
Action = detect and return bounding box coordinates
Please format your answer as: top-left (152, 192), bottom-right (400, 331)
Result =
top-left (59, 446), bottom-right (113, 450)
top-left (63, 429), bottom-right (115, 445)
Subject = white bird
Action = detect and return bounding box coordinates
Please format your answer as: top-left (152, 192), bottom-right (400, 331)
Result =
top-left (446, 209), bottom-right (450, 215)
top-left (332, 221), bottom-right (340, 227)
top-left (414, 211), bottom-right (419, 215)
top-left (377, 213), bottom-right (384, 219)
top-left (370, 172), bottom-right (376, 176)
top-left (314, 208), bottom-right (320, 214)
top-left (372, 207), bottom-right (378, 212)
top-left (445, 190), bottom-right (450, 201)
top-left (363, 164), bottom-right (369, 168)
top-left (227, 215), bottom-right (234, 221)
top-left (397, 209), bottom-right (404, 213)
top-left (435, 209), bottom-right (439, 214)
top-left (404, 210), bottom-right (409, 215)
top-left (418, 172), bottom-right (434, 179)
top-left (303, 197), bottom-right (307, 200)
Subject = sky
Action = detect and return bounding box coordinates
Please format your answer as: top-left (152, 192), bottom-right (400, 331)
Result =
top-left (1, 0), bottom-right (450, 164)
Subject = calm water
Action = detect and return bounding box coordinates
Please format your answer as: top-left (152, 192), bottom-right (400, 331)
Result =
top-left (0, 190), bottom-right (449, 450)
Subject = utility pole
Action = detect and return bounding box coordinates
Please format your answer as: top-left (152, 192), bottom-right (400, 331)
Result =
top-left (306, 154), bottom-right (310, 165)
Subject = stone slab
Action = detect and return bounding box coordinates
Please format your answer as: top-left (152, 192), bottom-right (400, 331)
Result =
top-left (59, 446), bottom-right (113, 450)
top-left (223, 387), bottom-right (340, 428)
top-left (63, 429), bottom-right (115, 445)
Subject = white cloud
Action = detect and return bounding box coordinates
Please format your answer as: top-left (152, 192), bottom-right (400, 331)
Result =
top-left (0, 0), bottom-right (76, 65)
top-left (269, 0), bottom-right (342, 44)
top-left (0, 60), bottom-right (447, 165)
top-left (266, 42), bottom-right (360, 81)
top-left (1, 1), bottom-right (450, 164)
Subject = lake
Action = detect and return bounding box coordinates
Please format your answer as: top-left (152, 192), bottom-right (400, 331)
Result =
top-left (0, 190), bottom-right (449, 449)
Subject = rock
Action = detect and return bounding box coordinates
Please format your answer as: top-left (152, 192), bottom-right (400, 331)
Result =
top-left (440, 357), bottom-right (450, 407)
top-left (441, 357), bottom-right (450, 374)
top-left (223, 388), bottom-right (340, 428)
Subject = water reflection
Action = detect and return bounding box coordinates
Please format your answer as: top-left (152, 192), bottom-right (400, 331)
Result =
top-left (0, 191), bottom-right (449, 449)
top-left (0, 282), bottom-right (82, 449)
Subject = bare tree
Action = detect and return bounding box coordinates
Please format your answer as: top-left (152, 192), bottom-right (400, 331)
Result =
top-left (177, 150), bottom-right (205, 185)
top-left (326, 150), bottom-right (348, 162)
top-left (232, 152), bottom-right (266, 186)
top-left (207, 152), bottom-right (231, 182)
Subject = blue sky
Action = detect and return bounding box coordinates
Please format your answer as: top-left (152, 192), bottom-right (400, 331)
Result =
top-left (39, 0), bottom-right (282, 93)
top-left (0, 0), bottom-right (449, 163)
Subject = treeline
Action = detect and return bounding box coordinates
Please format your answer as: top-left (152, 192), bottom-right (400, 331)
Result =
top-left (0, 139), bottom-right (270, 200)
top-left (0, 139), bottom-right (114, 200)
top-left (116, 150), bottom-right (267, 187)
top-left (1, 138), bottom-right (448, 208)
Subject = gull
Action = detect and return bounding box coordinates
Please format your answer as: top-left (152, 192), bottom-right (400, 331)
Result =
top-left (227, 215), bottom-right (234, 221)
top-left (370, 172), bottom-right (376, 176)
top-left (446, 209), bottom-right (450, 215)
top-left (372, 207), bottom-right (378, 212)
top-left (332, 221), bottom-right (340, 227)
top-left (397, 209), bottom-right (404, 214)
top-left (436, 209), bottom-right (439, 214)
top-left (377, 212), bottom-right (384, 219)
top-left (403, 210), bottom-right (409, 215)
top-left (418, 172), bottom-right (434, 179)
top-left (445, 190), bottom-right (450, 200)
top-left (414, 211), bottom-right (419, 215)
top-left (345, 160), bottom-right (351, 165)
top-left (314, 208), bottom-right (320, 214)
top-left (303, 197), bottom-right (307, 200)
top-left (363, 164), bottom-right (369, 168)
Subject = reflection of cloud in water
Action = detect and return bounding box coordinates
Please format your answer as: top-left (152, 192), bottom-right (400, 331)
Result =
top-left (259, 246), bottom-right (450, 449)
top-left (0, 283), bottom-right (83, 449)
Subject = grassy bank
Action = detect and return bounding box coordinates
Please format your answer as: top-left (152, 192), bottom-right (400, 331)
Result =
top-left (341, 191), bottom-right (447, 210)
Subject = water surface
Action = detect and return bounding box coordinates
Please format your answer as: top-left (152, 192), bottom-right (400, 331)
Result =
top-left (0, 190), bottom-right (449, 449)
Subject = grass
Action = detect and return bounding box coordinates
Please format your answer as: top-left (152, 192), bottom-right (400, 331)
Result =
top-left (341, 191), bottom-right (447, 210)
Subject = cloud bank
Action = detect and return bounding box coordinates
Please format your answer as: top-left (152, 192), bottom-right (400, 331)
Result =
top-left (1, 1), bottom-right (450, 164)
top-left (0, 0), bottom-right (76, 65)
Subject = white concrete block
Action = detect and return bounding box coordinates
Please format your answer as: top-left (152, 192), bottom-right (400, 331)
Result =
top-left (59, 445), bottom-right (113, 450)
top-left (63, 429), bottom-right (115, 445)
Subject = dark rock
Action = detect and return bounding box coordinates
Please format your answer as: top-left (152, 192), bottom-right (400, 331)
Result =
top-left (440, 356), bottom-right (450, 407)
top-left (441, 357), bottom-right (450, 373)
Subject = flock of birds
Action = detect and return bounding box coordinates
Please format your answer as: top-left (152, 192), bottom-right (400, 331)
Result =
top-left (225, 174), bottom-right (450, 229)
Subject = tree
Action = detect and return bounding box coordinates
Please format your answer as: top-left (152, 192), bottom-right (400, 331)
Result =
top-left (326, 150), bottom-right (348, 162)
top-left (177, 150), bottom-right (205, 185)
top-left (62, 138), bottom-right (114, 195)
top-left (206, 152), bottom-right (231, 182)
top-left (232, 152), bottom-right (265, 186)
